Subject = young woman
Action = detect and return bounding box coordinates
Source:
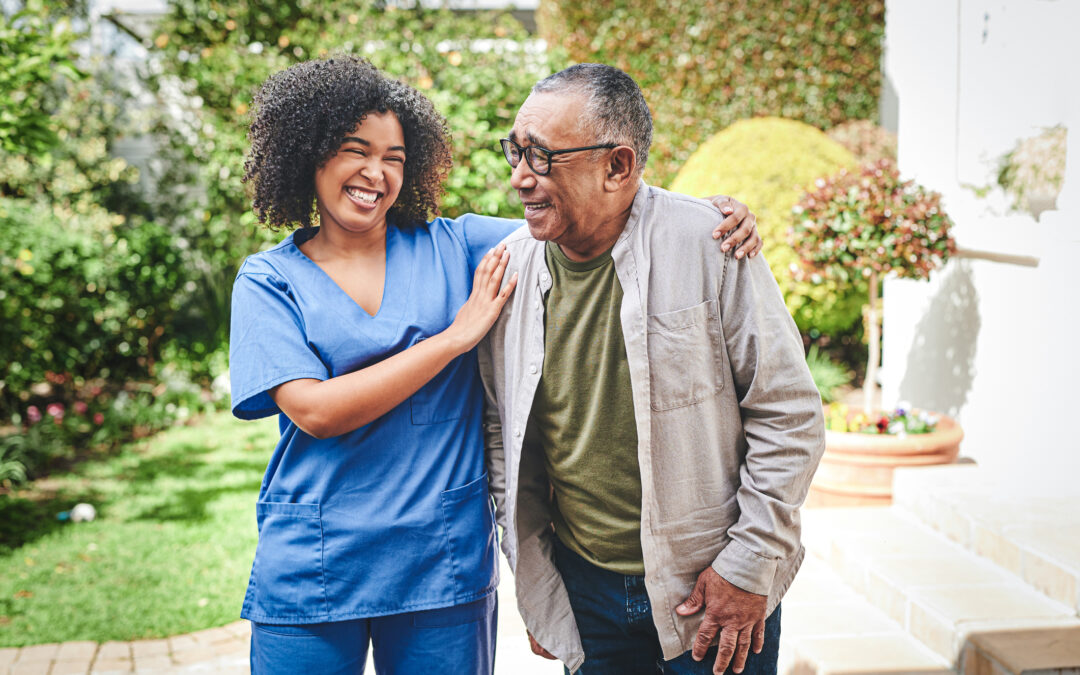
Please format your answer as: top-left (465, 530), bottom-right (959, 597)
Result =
top-left (230, 56), bottom-right (761, 675)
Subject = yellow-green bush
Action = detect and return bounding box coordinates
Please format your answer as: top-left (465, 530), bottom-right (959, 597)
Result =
top-left (669, 117), bottom-right (864, 335)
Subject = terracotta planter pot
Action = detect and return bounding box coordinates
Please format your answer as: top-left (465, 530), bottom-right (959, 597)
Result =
top-left (807, 411), bottom-right (963, 507)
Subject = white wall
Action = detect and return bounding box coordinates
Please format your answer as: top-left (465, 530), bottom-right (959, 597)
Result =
top-left (881, 0), bottom-right (1080, 487)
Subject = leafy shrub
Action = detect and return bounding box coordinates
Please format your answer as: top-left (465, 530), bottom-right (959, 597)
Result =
top-left (791, 159), bottom-right (956, 412)
top-left (997, 125), bottom-right (1067, 217)
top-left (669, 117), bottom-right (864, 336)
top-left (826, 120), bottom-right (897, 164)
top-left (0, 369), bottom-right (222, 484)
top-left (790, 160), bottom-right (956, 284)
top-left (806, 345), bottom-right (852, 404)
top-left (536, 0), bottom-right (885, 186)
top-left (0, 198), bottom-right (183, 413)
top-left (0, 6), bottom-right (82, 156)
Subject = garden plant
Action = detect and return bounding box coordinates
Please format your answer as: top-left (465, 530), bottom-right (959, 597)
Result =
top-left (790, 159), bottom-right (957, 418)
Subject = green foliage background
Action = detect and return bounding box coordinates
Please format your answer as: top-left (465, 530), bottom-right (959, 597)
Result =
top-left (536, 0), bottom-right (885, 187)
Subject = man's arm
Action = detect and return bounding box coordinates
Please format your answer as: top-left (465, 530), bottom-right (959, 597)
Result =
top-left (678, 252), bottom-right (825, 674)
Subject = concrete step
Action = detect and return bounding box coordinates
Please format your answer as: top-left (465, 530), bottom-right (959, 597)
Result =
top-left (892, 465), bottom-right (1080, 613)
top-left (801, 507), bottom-right (1080, 671)
top-left (779, 555), bottom-right (952, 674)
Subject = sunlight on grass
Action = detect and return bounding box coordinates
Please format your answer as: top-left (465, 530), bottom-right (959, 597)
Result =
top-left (0, 411), bottom-right (277, 647)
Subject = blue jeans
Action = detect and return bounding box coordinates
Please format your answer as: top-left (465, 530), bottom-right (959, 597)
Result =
top-left (553, 538), bottom-right (780, 675)
top-left (249, 593), bottom-right (496, 674)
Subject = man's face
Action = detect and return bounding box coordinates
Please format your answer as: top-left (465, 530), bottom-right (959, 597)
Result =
top-left (508, 91), bottom-right (612, 248)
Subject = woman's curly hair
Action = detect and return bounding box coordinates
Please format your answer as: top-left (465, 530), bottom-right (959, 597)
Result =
top-left (243, 55), bottom-right (453, 230)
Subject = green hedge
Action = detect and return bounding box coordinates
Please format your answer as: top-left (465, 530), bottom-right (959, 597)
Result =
top-left (537, 0), bottom-right (885, 187)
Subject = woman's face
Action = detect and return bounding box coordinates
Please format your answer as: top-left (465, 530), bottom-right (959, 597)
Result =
top-left (314, 111), bottom-right (406, 236)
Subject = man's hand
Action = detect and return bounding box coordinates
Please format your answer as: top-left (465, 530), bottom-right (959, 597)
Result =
top-left (527, 631), bottom-right (557, 660)
top-left (676, 567), bottom-right (767, 674)
top-left (706, 195), bottom-right (762, 259)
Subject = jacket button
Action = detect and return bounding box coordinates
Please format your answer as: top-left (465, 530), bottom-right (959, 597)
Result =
top-left (514, 427), bottom-right (521, 437)
top-left (529, 364), bottom-right (538, 374)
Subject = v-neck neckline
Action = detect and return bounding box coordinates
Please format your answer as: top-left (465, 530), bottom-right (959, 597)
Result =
top-left (290, 226), bottom-right (397, 320)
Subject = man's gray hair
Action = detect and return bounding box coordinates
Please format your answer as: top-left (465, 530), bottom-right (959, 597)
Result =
top-left (532, 63), bottom-right (652, 172)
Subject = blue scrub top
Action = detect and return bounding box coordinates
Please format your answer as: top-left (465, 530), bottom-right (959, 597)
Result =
top-left (229, 214), bottom-right (521, 624)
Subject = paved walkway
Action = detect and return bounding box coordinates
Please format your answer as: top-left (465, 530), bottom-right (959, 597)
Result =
top-left (0, 557), bottom-right (562, 675)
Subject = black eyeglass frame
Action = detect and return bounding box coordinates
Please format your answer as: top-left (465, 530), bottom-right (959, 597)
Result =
top-left (499, 138), bottom-right (618, 176)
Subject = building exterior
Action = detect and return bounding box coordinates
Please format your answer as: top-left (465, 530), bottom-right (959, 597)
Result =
top-left (881, 0), bottom-right (1080, 488)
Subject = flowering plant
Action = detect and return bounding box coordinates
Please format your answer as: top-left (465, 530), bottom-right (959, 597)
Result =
top-left (826, 402), bottom-right (939, 436)
top-left (790, 159), bottom-right (956, 413)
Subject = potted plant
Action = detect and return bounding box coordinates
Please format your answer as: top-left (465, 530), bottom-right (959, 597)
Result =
top-left (790, 159), bottom-right (962, 506)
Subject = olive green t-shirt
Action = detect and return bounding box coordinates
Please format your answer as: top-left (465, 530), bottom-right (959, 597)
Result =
top-left (523, 241), bottom-right (644, 575)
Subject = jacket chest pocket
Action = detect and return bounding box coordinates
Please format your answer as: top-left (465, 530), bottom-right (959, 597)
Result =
top-left (646, 299), bottom-right (725, 411)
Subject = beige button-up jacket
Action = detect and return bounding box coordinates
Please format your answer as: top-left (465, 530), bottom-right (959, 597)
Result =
top-left (478, 182), bottom-right (825, 671)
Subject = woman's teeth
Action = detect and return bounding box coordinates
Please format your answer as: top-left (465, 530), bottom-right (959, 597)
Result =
top-left (346, 187), bottom-right (378, 203)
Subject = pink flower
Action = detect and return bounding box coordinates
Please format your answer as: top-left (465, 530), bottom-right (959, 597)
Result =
top-left (27, 405), bottom-right (42, 424)
top-left (74, 401), bottom-right (88, 415)
top-left (93, 412), bottom-right (104, 425)
top-left (46, 403), bottom-right (65, 420)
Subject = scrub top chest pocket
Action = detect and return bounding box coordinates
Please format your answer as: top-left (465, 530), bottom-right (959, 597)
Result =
top-left (646, 299), bottom-right (726, 411)
top-left (411, 348), bottom-right (472, 425)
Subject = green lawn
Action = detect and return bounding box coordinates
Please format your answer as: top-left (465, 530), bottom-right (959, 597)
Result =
top-left (0, 411), bottom-right (277, 647)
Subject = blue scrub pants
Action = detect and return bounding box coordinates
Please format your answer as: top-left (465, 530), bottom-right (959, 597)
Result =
top-left (553, 537), bottom-right (781, 675)
top-left (249, 593), bottom-right (497, 674)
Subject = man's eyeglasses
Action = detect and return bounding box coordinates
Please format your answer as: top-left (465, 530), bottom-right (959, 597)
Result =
top-left (499, 138), bottom-right (617, 176)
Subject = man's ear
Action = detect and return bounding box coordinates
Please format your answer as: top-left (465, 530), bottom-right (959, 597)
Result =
top-left (604, 146), bottom-right (637, 191)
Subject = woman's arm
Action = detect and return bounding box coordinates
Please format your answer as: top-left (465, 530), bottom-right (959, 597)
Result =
top-left (270, 245), bottom-right (517, 439)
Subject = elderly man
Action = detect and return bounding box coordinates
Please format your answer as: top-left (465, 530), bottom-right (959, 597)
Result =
top-left (479, 64), bottom-right (825, 675)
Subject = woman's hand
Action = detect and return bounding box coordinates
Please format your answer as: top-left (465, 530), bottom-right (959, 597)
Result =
top-left (445, 243), bottom-right (518, 352)
top-left (707, 195), bottom-right (762, 259)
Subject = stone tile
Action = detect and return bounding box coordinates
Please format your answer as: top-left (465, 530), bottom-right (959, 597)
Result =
top-left (56, 642), bottom-right (97, 662)
top-left (131, 655), bottom-right (172, 672)
top-left (15, 643), bottom-right (60, 664)
top-left (974, 526), bottom-right (1023, 575)
top-left (793, 634), bottom-right (951, 673)
top-left (0, 648), bottom-right (20, 667)
top-left (211, 639), bottom-right (247, 657)
top-left (966, 624), bottom-right (1080, 671)
top-left (961, 644), bottom-right (1012, 675)
top-left (865, 569), bottom-right (909, 626)
top-left (1022, 550), bottom-right (1079, 609)
top-left (166, 635), bottom-right (198, 653)
top-left (870, 554), bottom-right (1014, 590)
top-left (908, 583), bottom-right (1075, 625)
top-left (88, 659), bottom-right (133, 674)
top-left (169, 646), bottom-right (214, 665)
top-left (51, 659), bottom-right (92, 675)
top-left (908, 601), bottom-right (957, 661)
top-left (10, 662), bottom-right (53, 675)
top-left (222, 621), bottom-right (251, 639)
top-left (1010, 524), bottom-right (1080, 573)
top-left (781, 600), bottom-right (900, 638)
top-left (128, 641), bottom-right (168, 660)
top-left (93, 644), bottom-right (130, 662)
top-left (782, 558), bottom-right (858, 605)
top-left (186, 626), bottom-right (234, 645)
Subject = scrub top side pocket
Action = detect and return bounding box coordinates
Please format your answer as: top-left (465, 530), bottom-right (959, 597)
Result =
top-left (439, 473), bottom-right (498, 603)
top-left (249, 501), bottom-right (329, 622)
